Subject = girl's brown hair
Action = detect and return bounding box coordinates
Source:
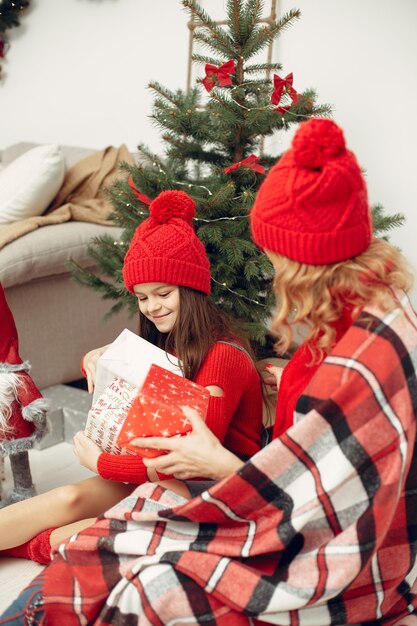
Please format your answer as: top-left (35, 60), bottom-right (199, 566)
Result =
top-left (138, 286), bottom-right (254, 380)
top-left (268, 238), bottom-right (414, 363)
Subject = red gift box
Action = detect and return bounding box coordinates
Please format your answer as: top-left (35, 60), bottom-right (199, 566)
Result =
top-left (117, 364), bottom-right (210, 458)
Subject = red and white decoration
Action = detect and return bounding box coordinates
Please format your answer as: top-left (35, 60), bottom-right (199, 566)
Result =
top-left (84, 376), bottom-right (137, 455)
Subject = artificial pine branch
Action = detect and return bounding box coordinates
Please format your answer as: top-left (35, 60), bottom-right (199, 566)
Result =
top-left (245, 62), bottom-right (282, 74)
top-left (192, 53), bottom-right (227, 66)
top-left (244, 0), bottom-right (264, 33)
top-left (371, 204), bottom-right (405, 238)
top-left (192, 32), bottom-right (236, 59)
top-left (182, 0), bottom-right (234, 56)
top-left (243, 9), bottom-right (301, 57)
top-left (227, 0), bottom-right (244, 44)
top-left (0, 0), bottom-right (29, 33)
top-left (135, 143), bottom-right (164, 167)
top-left (0, 0), bottom-right (30, 75)
top-left (148, 81), bottom-right (181, 107)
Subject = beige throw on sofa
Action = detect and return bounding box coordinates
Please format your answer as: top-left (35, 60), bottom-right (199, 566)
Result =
top-left (0, 144), bottom-right (133, 250)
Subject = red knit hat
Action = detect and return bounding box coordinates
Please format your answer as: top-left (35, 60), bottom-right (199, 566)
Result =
top-left (0, 283), bottom-right (23, 366)
top-left (123, 190), bottom-right (211, 294)
top-left (250, 118), bottom-right (372, 264)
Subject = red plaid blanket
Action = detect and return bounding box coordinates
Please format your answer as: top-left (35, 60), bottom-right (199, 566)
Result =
top-left (43, 296), bottom-right (417, 625)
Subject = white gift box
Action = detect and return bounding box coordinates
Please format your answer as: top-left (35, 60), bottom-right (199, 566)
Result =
top-left (92, 329), bottom-right (182, 404)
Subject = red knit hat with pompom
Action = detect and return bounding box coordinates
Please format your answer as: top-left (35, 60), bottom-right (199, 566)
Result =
top-left (123, 190), bottom-right (211, 294)
top-left (250, 118), bottom-right (372, 264)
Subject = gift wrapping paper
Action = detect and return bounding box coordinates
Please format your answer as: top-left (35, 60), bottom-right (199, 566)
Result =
top-left (84, 376), bottom-right (137, 454)
top-left (117, 364), bottom-right (210, 458)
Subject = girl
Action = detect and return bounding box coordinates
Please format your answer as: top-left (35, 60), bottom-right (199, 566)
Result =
top-left (0, 189), bottom-right (263, 564)
top-left (7, 117), bottom-right (415, 626)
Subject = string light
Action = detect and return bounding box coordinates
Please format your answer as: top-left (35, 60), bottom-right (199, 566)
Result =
top-left (228, 94), bottom-right (313, 118)
top-left (230, 97), bottom-right (270, 112)
top-left (122, 199), bottom-right (146, 215)
top-left (226, 82), bottom-right (272, 112)
top-left (176, 180), bottom-right (213, 196)
top-left (211, 277), bottom-right (267, 307)
top-left (150, 163), bottom-right (214, 197)
top-left (278, 108), bottom-right (317, 120)
top-left (194, 214), bottom-right (247, 222)
top-left (216, 82), bottom-right (313, 121)
top-left (121, 178), bottom-right (253, 223)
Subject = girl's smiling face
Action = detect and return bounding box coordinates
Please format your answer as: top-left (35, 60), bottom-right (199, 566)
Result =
top-left (133, 283), bottom-right (180, 333)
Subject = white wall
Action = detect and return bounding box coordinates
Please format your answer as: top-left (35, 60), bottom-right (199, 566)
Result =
top-left (0, 0), bottom-right (190, 152)
top-left (1, 0), bottom-right (416, 304)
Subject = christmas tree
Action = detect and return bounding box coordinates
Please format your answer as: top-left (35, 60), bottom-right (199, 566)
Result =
top-left (72, 0), bottom-right (403, 351)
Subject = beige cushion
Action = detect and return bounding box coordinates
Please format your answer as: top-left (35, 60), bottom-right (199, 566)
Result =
top-left (0, 145), bottom-right (65, 224)
top-left (0, 222), bottom-right (124, 288)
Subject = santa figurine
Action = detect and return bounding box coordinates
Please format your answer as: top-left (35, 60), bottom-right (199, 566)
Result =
top-left (0, 283), bottom-right (49, 508)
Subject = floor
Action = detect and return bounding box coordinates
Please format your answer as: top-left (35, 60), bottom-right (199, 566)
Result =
top-left (0, 441), bottom-right (94, 614)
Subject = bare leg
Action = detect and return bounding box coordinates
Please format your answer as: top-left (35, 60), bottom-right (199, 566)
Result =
top-left (50, 517), bottom-right (97, 546)
top-left (157, 479), bottom-right (191, 499)
top-left (48, 481), bottom-right (192, 549)
top-left (50, 480), bottom-right (191, 548)
top-left (0, 475), bottom-right (133, 550)
top-left (146, 469), bottom-right (191, 500)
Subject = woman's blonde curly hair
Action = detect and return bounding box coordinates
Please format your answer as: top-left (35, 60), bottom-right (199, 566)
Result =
top-left (268, 238), bottom-right (414, 363)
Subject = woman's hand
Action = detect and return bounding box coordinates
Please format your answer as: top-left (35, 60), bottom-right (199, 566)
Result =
top-left (73, 431), bottom-right (101, 473)
top-left (263, 364), bottom-right (284, 393)
top-left (130, 407), bottom-right (244, 481)
top-left (82, 345), bottom-right (109, 394)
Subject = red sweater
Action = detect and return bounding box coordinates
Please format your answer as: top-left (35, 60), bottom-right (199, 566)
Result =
top-left (97, 341), bottom-right (263, 483)
top-left (273, 305), bottom-right (354, 439)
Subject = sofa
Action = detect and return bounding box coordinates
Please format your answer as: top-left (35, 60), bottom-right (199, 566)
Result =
top-left (0, 142), bottom-right (136, 390)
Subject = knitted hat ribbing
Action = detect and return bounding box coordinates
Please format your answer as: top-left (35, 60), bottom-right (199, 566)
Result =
top-left (250, 118), bottom-right (372, 264)
top-left (123, 190), bottom-right (211, 294)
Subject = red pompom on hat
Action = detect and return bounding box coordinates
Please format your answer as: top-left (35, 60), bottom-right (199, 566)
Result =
top-left (122, 190), bottom-right (211, 294)
top-left (250, 118), bottom-right (372, 264)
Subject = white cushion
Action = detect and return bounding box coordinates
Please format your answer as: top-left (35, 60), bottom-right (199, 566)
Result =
top-left (0, 144), bottom-right (65, 224)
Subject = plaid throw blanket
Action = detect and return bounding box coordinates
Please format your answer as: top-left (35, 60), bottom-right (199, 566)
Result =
top-left (43, 295), bottom-right (417, 625)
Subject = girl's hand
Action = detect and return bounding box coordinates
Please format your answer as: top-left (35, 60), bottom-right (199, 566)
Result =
top-left (82, 345), bottom-right (109, 394)
top-left (130, 407), bottom-right (244, 481)
top-left (263, 364), bottom-right (284, 392)
top-left (73, 431), bottom-right (101, 473)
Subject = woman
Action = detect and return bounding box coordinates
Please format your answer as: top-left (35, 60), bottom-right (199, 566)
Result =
top-left (0, 189), bottom-right (263, 565)
top-left (2, 118), bottom-right (416, 625)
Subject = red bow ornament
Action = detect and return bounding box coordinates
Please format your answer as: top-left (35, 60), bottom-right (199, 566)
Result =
top-left (202, 59), bottom-right (235, 92)
top-left (271, 72), bottom-right (299, 107)
top-left (224, 154), bottom-right (265, 175)
top-left (128, 175), bottom-right (152, 206)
